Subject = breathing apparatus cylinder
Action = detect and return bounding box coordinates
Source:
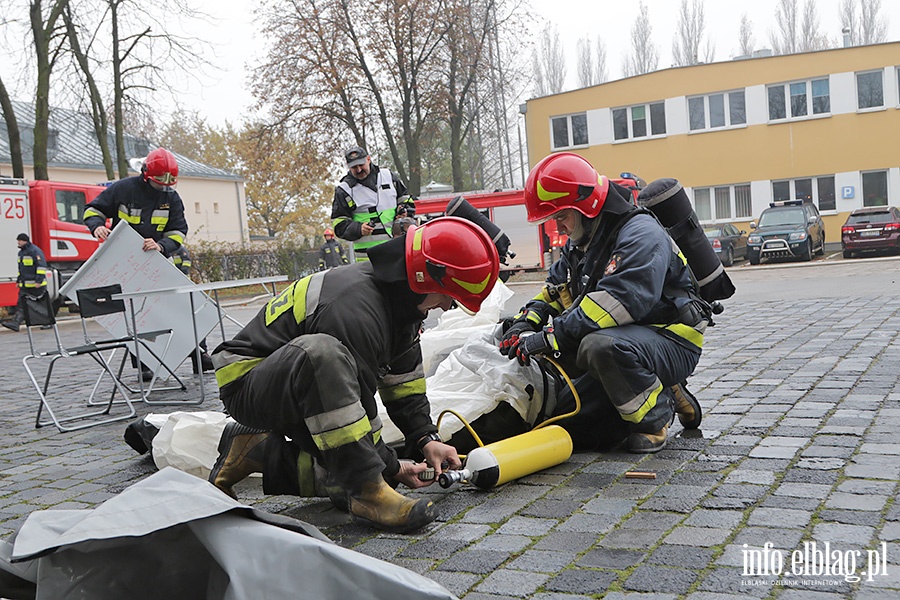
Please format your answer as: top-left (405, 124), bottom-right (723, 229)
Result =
top-left (445, 196), bottom-right (514, 264)
top-left (438, 425), bottom-right (573, 490)
top-left (637, 178), bottom-right (735, 302)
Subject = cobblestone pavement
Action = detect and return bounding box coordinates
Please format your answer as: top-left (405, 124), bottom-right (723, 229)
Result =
top-left (2, 266), bottom-right (900, 600)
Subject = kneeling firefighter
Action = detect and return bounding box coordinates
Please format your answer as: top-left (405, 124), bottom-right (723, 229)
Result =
top-left (209, 216), bottom-right (500, 533)
top-left (498, 153), bottom-right (709, 454)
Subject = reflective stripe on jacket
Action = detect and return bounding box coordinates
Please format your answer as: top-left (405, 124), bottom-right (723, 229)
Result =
top-left (17, 243), bottom-right (48, 289)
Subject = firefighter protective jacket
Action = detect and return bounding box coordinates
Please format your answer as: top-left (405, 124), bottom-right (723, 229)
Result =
top-left (17, 242), bottom-right (48, 290)
top-left (330, 165), bottom-right (414, 257)
top-left (213, 262), bottom-right (436, 476)
top-left (317, 238), bottom-right (348, 270)
top-left (523, 182), bottom-right (706, 355)
top-left (83, 176), bottom-right (188, 257)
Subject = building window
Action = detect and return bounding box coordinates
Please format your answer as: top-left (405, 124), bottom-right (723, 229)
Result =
top-left (772, 175), bottom-right (836, 212)
top-left (214, 202), bottom-right (220, 214)
top-left (612, 101), bottom-right (666, 141)
top-left (857, 70), bottom-right (884, 110)
top-left (688, 90), bottom-right (746, 131)
top-left (862, 170), bottom-right (888, 207)
top-left (767, 78), bottom-right (830, 121)
top-left (551, 113), bottom-right (589, 150)
top-left (194, 202), bottom-right (201, 214)
top-left (693, 183), bottom-right (751, 221)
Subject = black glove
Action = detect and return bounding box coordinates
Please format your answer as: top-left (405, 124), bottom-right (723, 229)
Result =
top-left (513, 327), bottom-right (559, 367)
top-left (498, 309), bottom-right (541, 356)
top-left (399, 203), bottom-right (415, 218)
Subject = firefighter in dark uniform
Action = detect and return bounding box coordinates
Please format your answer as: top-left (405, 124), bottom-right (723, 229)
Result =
top-left (317, 228), bottom-right (348, 271)
top-left (1, 233), bottom-right (49, 332)
top-left (499, 153), bottom-right (706, 454)
top-left (330, 146), bottom-right (416, 261)
top-left (208, 217), bottom-right (500, 533)
top-left (172, 245), bottom-right (214, 373)
top-left (84, 147), bottom-right (189, 380)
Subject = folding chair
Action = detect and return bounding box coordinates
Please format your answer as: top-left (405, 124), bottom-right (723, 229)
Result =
top-left (21, 291), bottom-right (137, 432)
top-left (75, 284), bottom-right (192, 405)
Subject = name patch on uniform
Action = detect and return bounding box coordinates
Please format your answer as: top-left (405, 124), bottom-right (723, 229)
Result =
top-left (605, 253), bottom-right (622, 276)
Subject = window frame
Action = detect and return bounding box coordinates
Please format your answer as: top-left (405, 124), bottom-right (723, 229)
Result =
top-left (862, 170), bottom-right (889, 207)
top-left (771, 175), bottom-right (837, 213)
top-left (767, 77), bottom-right (831, 122)
top-left (687, 89), bottom-right (747, 132)
top-left (693, 183), bottom-right (753, 223)
top-left (550, 112), bottom-right (590, 150)
top-left (856, 69), bottom-right (885, 111)
top-left (611, 101), bottom-right (667, 141)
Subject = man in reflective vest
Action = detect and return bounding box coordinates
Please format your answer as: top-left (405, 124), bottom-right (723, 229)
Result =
top-left (1, 233), bottom-right (49, 332)
top-left (208, 217), bottom-right (499, 533)
top-left (498, 153), bottom-right (707, 454)
top-left (330, 146), bottom-right (416, 261)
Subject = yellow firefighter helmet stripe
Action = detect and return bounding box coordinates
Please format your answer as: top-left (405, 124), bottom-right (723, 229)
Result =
top-left (451, 272), bottom-right (492, 295)
top-left (536, 180), bottom-right (569, 202)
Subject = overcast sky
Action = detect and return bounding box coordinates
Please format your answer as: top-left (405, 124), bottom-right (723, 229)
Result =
top-left (2, 0), bottom-right (898, 128)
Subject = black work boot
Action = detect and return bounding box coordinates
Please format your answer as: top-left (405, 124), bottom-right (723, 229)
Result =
top-left (208, 422), bottom-right (270, 499)
top-left (671, 381), bottom-right (702, 429)
top-left (1, 319), bottom-right (20, 332)
top-left (191, 352), bottom-right (215, 374)
top-left (348, 479), bottom-right (437, 533)
top-left (626, 425), bottom-right (668, 454)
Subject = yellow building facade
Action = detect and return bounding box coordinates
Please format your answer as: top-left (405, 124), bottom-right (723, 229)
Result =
top-left (524, 42), bottom-right (900, 243)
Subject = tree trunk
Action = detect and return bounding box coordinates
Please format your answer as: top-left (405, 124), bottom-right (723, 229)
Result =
top-left (0, 77), bottom-right (25, 178)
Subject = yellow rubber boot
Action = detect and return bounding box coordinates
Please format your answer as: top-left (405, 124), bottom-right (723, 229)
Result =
top-left (626, 425), bottom-right (668, 454)
top-left (349, 479), bottom-right (437, 534)
top-left (208, 422), bottom-right (269, 499)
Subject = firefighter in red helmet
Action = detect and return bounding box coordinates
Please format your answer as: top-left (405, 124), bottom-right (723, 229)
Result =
top-left (209, 216), bottom-right (499, 533)
top-left (499, 153), bottom-right (707, 454)
top-left (84, 147), bottom-right (189, 381)
top-left (317, 227), bottom-right (349, 271)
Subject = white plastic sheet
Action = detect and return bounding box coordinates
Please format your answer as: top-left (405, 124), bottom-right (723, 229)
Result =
top-left (150, 411), bottom-right (233, 479)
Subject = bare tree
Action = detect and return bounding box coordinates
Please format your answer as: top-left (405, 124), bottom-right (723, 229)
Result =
top-left (29, 0), bottom-right (68, 181)
top-left (672, 0), bottom-right (707, 66)
top-left (0, 76), bottom-right (25, 178)
top-left (532, 23), bottom-right (565, 96)
top-left (770, 0), bottom-right (827, 54)
top-left (576, 35), bottom-right (607, 87)
top-left (623, 2), bottom-right (658, 77)
top-left (738, 13), bottom-right (754, 56)
top-left (858, 0), bottom-right (887, 44)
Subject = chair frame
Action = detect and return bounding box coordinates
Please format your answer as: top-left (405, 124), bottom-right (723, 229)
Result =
top-left (21, 291), bottom-right (137, 432)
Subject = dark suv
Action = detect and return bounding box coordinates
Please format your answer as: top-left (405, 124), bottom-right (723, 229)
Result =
top-left (747, 200), bottom-right (826, 264)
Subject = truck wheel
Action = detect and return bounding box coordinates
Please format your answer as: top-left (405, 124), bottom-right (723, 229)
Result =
top-left (722, 247), bottom-right (734, 267)
top-left (816, 235), bottom-right (825, 255)
top-left (800, 240), bottom-right (813, 261)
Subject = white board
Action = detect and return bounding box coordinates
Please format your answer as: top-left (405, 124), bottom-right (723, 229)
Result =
top-left (59, 221), bottom-right (220, 374)
top-left (0, 179), bottom-right (31, 280)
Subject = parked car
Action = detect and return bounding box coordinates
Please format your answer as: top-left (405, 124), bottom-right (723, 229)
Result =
top-left (840, 206), bottom-right (900, 259)
top-left (703, 224), bottom-right (747, 267)
top-left (747, 200), bottom-right (826, 265)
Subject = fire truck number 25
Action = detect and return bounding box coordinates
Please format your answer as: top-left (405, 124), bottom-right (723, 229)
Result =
top-left (2, 196), bottom-right (26, 219)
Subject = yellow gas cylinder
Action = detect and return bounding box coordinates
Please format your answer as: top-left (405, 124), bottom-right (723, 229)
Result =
top-left (438, 425), bottom-right (573, 490)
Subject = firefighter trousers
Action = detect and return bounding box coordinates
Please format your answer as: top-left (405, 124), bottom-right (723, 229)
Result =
top-left (219, 334), bottom-right (391, 493)
top-left (551, 324), bottom-right (701, 448)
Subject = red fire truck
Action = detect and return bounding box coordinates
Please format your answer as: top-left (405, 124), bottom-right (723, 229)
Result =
top-left (0, 178), bottom-right (103, 307)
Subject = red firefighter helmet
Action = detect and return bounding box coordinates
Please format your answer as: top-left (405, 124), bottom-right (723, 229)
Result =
top-left (405, 216), bottom-right (499, 314)
top-left (142, 148), bottom-right (179, 187)
top-left (523, 152), bottom-right (609, 224)
top-left (324, 228), bottom-right (334, 238)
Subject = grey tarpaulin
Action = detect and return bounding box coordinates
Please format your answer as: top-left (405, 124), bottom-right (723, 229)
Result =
top-left (0, 468), bottom-right (457, 600)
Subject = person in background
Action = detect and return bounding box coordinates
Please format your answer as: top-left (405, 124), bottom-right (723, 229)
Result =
top-left (1, 233), bottom-right (49, 332)
top-left (171, 245), bottom-right (214, 374)
top-left (330, 146), bottom-right (416, 261)
top-left (317, 228), bottom-right (349, 271)
top-left (84, 147), bottom-right (188, 380)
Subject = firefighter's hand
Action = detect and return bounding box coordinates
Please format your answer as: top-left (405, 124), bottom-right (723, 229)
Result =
top-left (393, 460), bottom-right (438, 489)
top-left (499, 313), bottom-right (541, 357)
top-left (514, 327), bottom-right (559, 366)
top-left (360, 222), bottom-right (375, 236)
top-left (142, 238), bottom-right (162, 252)
top-left (93, 226), bottom-right (111, 241)
top-left (422, 440), bottom-right (461, 477)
